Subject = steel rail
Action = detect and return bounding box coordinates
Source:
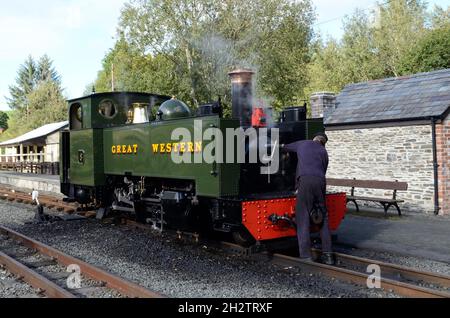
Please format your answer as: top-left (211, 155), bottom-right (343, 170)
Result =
top-left (125, 220), bottom-right (450, 298)
top-left (0, 251), bottom-right (76, 298)
top-left (266, 253), bottom-right (450, 298)
top-left (0, 225), bottom-right (164, 298)
top-left (325, 250), bottom-right (450, 289)
top-left (0, 186), bottom-right (77, 213)
top-left (1, 188), bottom-right (448, 298)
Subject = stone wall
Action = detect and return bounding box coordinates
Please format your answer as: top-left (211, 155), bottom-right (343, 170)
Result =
top-left (325, 124), bottom-right (435, 214)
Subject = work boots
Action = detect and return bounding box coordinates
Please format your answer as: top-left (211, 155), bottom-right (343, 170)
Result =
top-left (321, 253), bottom-right (336, 266)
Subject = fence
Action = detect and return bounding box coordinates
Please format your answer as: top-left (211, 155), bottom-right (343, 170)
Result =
top-left (0, 153), bottom-right (59, 175)
top-left (0, 152), bottom-right (55, 163)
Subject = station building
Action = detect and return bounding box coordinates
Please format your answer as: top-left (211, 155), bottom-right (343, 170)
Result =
top-left (311, 68), bottom-right (450, 215)
top-left (0, 121), bottom-right (68, 174)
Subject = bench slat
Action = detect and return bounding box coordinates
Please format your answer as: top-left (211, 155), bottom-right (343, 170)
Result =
top-left (327, 178), bottom-right (408, 191)
top-left (348, 196), bottom-right (404, 203)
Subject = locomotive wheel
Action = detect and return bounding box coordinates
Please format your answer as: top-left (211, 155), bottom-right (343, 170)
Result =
top-left (232, 228), bottom-right (256, 247)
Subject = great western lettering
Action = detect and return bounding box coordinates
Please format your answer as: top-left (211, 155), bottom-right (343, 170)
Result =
top-left (111, 144), bottom-right (138, 155)
top-left (152, 142), bottom-right (202, 154)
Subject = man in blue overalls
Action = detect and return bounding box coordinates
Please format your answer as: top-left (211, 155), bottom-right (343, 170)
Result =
top-left (283, 132), bottom-right (335, 265)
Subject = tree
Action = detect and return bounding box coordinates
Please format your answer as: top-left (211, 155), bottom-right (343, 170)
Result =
top-left (116, 0), bottom-right (315, 108)
top-left (21, 81), bottom-right (67, 131)
top-left (306, 9), bottom-right (385, 95)
top-left (373, 0), bottom-right (428, 77)
top-left (119, 0), bottom-right (219, 107)
top-left (6, 55), bottom-right (63, 115)
top-left (306, 0), bottom-right (433, 94)
top-left (339, 10), bottom-right (384, 83)
top-left (399, 23), bottom-right (450, 73)
top-left (254, 0), bottom-right (315, 108)
top-left (431, 5), bottom-right (450, 28)
top-left (6, 56), bottom-right (37, 111)
top-left (306, 38), bottom-right (345, 95)
top-left (2, 55), bottom-right (66, 141)
top-left (0, 112), bottom-right (9, 130)
top-left (0, 111), bottom-right (29, 141)
top-left (93, 36), bottom-right (177, 97)
top-left (36, 55), bottom-right (61, 86)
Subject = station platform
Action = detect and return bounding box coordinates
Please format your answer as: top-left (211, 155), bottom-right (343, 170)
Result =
top-left (337, 208), bottom-right (450, 263)
top-left (0, 171), bottom-right (60, 195)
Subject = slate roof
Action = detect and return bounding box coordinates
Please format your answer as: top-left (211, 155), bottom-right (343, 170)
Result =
top-left (325, 68), bottom-right (450, 126)
top-left (0, 121), bottom-right (68, 146)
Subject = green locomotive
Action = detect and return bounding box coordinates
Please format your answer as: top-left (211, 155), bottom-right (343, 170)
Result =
top-left (60, 70), bottom-right (347, 245)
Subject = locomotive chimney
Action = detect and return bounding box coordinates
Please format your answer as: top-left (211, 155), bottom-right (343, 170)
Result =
top-left (228, 69), bottom-right (255, 127)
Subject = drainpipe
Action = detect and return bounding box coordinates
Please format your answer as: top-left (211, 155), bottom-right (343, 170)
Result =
top-left (431, 117), bottom-right (440, 215)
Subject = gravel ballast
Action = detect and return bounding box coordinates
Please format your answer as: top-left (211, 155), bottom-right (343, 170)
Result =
top-left (0, 265), bottom-right (40, 298)
top-left (0, 200), bottom-right (446, 298)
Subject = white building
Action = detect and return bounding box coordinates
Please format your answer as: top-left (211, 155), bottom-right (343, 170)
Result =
top-left (0, 122), bottom-right (68, 171)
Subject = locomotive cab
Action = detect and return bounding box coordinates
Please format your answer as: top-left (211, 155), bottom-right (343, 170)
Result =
top-left (60, 92), bottom-right (171, 201)
top-left (66, 92), bottom-right (170, 130)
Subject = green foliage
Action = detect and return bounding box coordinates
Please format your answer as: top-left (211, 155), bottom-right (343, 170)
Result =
top-left (7, 55), bottom-right (62, 113)
top-left (0, 112), bottom-right (9, 130)
top-left (94, 37), bottom-right (177, 98)
top-left (0, 82), bottom-right (67, 142)
top-left (90, 0), bottom-right (449, 111)
top-left (25, 81), bottom-right (67, 129)
top-left (305, 0), bottom-right (448, 94)
top-left (2, 55), bottom-right (66, 142)
top-left (373, 0), bottom-right (428, 77)
top-left (306, 39), bottom-right (345, 96)
top-left (6, 56), bottom-right (37, 111)
top-left (36, 55), bottom-right (61, 85)
top-left (431, 5), bottom-right (450, 28)
top-left (95, 0), bottom-right (315, 109)
top-left (0, 111), bottom-right (28, 141)
top-left (399, 23), bottom-right (450, 73)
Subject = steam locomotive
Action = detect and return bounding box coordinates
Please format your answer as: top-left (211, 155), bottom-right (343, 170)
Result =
top-left (60, 69), bottom-right (347, 246)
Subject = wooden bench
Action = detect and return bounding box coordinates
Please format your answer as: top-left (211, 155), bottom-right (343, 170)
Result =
top-left (327, 178), bottom-right (408, 217)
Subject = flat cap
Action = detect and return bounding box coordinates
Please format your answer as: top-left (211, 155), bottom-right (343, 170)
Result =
top-left (314, 132), bottom-right (329, 142)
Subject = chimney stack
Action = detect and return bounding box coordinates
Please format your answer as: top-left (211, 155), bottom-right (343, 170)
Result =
top-left (310, 92), bottom-right (336, 119)
top-left (228, 69), bottom-right (255, 127)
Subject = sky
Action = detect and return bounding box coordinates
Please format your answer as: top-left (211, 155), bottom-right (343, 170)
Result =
top-left (0, 0), bottom-right (448, 111)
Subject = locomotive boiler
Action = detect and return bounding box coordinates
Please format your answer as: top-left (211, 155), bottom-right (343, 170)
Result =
top-left (60, 69), bottom-right (347, 246)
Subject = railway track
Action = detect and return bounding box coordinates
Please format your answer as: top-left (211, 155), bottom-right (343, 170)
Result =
top-left (0, 186), bottom-right (79, 214)
top-left (266, 251), bottom-right (450, 298)
top-left (0, 186), bottom-right (449, 298)
top-left (0, 225), bottom-right (163, 298)
top-left (124, 219), bottom-right (450, 298)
